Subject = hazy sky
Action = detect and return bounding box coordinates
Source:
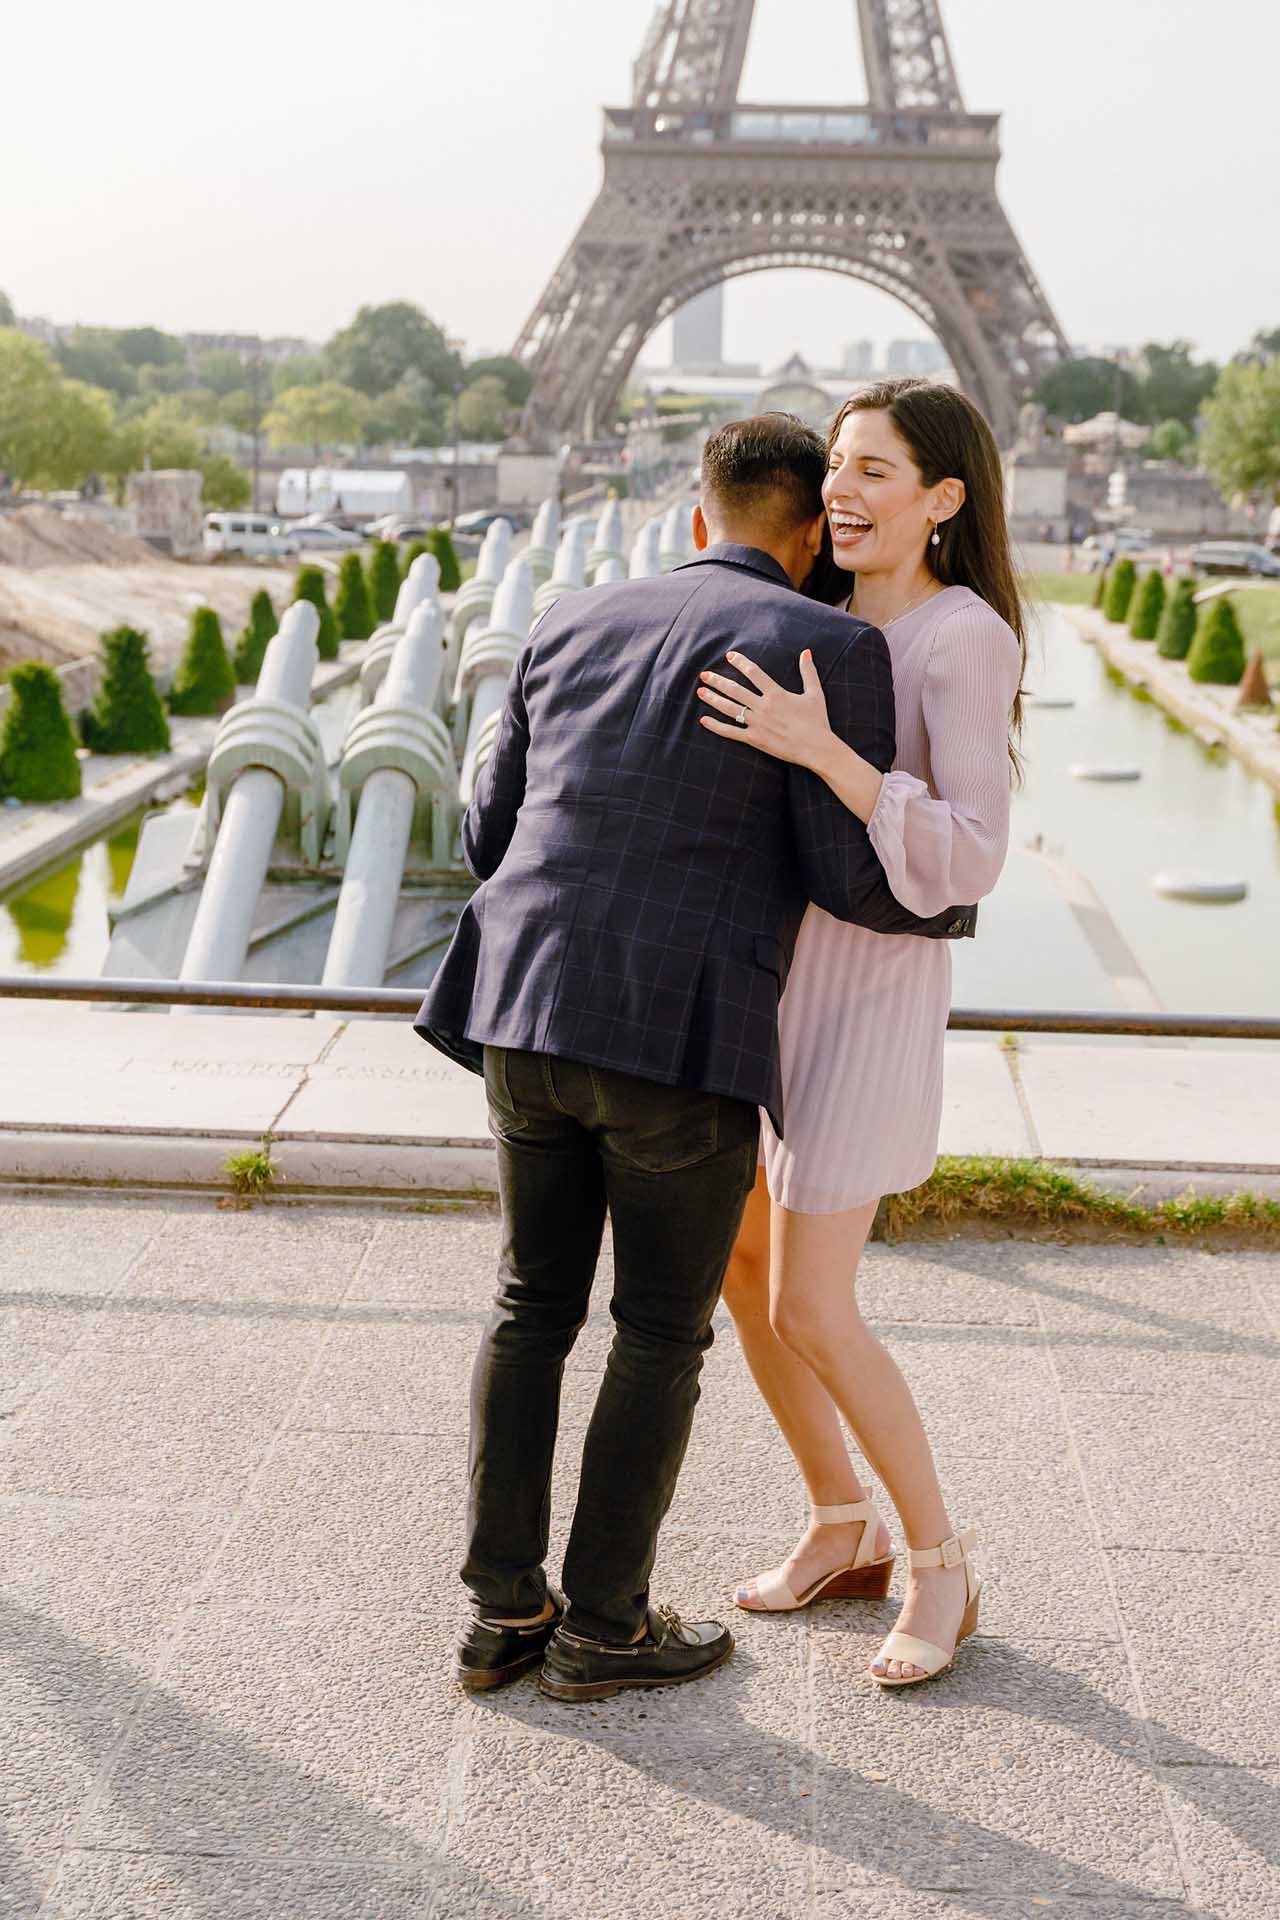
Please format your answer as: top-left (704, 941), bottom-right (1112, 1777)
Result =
top-left (4, 0), bottom-right (1277, 368)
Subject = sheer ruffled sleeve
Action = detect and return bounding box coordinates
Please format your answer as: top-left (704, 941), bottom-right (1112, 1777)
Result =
top-left (866, 599), bottom-right (1022, 917)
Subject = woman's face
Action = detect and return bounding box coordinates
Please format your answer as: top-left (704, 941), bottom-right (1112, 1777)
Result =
top-left (822, 407), bottom-right (938, 575)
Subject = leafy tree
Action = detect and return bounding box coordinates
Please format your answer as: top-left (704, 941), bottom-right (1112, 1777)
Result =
top-left (1201, 359), bottom-right (1280, 502)
top-left (0, 333), bottom-right (114, 487)
top-left (1127, 570), bottom-right (1165, 640)
top-left (1132, 341), bottom-right (1219, 426)
top-left (115, 326), bottom-right (185, 372)
top-left (1102, 557), bottom-right (1137, 623)
top-left (364, 369), bottom-right (444, 447)
top-left (1036, 356), bottom-right (1139, 424)
top-left (233, 589), bottom-right (278, 683)
top-left (270, 354), bottom-right (325, 395)
top-left (401, 539), bottom-right (430, 578)
top-left (1150, 419), bottom-right (1193, 464)
top-left (1186, 597), bottom-right (1246, 684)
top-left (167, 606), bottom-right (236, 715)
top-left (367, 540), bottom-right (402, 623)
top-left (199, 454), bottom-right (252, 510)
top-left (80, 626), bottom-right (170, 753)
top-left (456, 375), bottom-right (511, 441)
top-left (109, 396), bottom-right (203, 480)
top-left (1236, 326), bottom-right (1280, 366)
top-left (55, 325), bottom-right (137, 398)
top-left (335, 550), bottom-right (375, 638)
top-left (197, 349), bottom-right (248, 396)
top-left (0, 291), bottom-right (14, 328)
top-left (0, 663), bottom-right (82, 802)
top-left (1091, 567), bottom-right (1108, 609)
top-left (324, 302), bottom-right (461, 400)
top-left (427, 527), bottom-right (461, 592)
top-left (294, 566), bottom-right (340, 660)
top-left (1156, 577), bottom-right (1199, 660)
top-left (465, 355), bottom-right (533, 407)
top-left (264, 381), bottom-right (366, 454)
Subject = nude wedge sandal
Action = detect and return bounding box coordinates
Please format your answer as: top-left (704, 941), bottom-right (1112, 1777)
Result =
top-left (871, 1526), bottom-right (980, 1687)
top-left (735, 1498), bottom-right (895, 1613)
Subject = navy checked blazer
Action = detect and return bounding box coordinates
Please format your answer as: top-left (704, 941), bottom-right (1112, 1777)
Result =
top-left (414, 545), bottom-right (974, 1135)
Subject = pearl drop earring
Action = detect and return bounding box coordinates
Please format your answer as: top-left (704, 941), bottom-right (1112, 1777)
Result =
top-left (931, 525), bottom-right (942, 547)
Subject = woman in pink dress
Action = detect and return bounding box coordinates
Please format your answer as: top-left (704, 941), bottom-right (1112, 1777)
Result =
top-left (697, 379), bottom-right (1024, 1686)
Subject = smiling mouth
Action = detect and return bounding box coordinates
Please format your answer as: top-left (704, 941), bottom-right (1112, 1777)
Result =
top-left (830, 513), bottom-right (873, 542)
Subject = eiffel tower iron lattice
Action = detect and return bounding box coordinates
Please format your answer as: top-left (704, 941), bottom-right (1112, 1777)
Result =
top-left (514, 0), bottom-right (1067, 447)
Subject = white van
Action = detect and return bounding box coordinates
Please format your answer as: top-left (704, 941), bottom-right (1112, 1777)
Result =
top-left (202, 512), bottom-right (295, 559)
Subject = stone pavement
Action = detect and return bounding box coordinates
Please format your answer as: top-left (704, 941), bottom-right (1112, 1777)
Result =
top-left (3, 1006), bottom-right (1280, 1197)
top-left (4, 1192), bottom-right (1278, 1918)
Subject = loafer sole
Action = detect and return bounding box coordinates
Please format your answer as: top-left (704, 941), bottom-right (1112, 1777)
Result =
top-left (455, 1645), bottom-right (548, 1693)
top-left (538, 1640), bottom-right (733, 1702)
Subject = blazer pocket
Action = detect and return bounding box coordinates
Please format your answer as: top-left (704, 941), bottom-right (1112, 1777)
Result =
top-left (754, 934), bottom-right (790, 991)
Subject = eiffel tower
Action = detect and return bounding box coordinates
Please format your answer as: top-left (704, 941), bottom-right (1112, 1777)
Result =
top-left (515, 0), bottom-right (1067, 447)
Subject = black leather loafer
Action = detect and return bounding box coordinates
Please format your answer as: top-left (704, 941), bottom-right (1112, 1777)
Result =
top-left (538, 1602), bottom-right (734, 1701)
top-left (455, 1587), bottom-right (564, 1692)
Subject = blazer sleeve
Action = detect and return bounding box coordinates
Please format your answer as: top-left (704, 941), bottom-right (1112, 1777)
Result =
top-left (787, 623), bottom-right (971, 936)
top-left (460, 657), bottom-right (530, 882)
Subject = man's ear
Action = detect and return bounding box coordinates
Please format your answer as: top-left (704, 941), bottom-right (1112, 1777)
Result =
top-left (691, 503), bottom-right (710, 551)
top-left (803, 509), bottom-right (827, 557)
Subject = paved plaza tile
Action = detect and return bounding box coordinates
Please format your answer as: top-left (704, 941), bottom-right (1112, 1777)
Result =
top-left (1, 1195), bottom-right (1277, 1918)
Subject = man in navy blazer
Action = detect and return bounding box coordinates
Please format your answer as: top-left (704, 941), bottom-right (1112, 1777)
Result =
top-left (417, 417), bottom-right (971, 1702)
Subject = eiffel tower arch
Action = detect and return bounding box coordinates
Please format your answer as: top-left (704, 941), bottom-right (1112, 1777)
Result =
top-left (515, 1), bottom-right (1068, 447)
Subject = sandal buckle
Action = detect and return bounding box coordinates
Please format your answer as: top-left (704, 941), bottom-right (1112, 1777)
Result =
top-left (939, 1535), bottom-right (964, 1569)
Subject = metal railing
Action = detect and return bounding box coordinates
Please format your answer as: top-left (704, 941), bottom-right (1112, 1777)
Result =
top-left (1, 976), bottom-right (1278, 1041)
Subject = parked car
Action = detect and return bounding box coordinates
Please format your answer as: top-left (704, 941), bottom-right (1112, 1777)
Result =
top-left (1186, 541), bottom-right (1280, 578)
top-left (202, 513), bottom-right (297, 559)
top-left (377, 519), bottom-right (436, 544)
top-left (454, 507), bottom-right (533, 536)
top-left (1082, 527), bottom-right (1153, 555)
top-left (289, 521), bottom-right (364, 552)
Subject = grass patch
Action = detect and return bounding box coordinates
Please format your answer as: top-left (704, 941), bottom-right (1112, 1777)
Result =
top-left (1021, 572), bottom-right (1098, 606)
top-left (881, 1155), bottom-right (1280, 1243)
top-left (225, 1140), bottom-right (278, 1197)
top-left (1229, 585), bottom-right (1280, 671)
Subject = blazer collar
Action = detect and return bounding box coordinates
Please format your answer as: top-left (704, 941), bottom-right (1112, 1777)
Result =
top-left (676, 543), bottom-right (794, 591)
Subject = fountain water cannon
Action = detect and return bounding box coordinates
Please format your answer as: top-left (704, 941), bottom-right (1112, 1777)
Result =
top-left (588, 498), bottom-right (625, 579)
top-left (450, 517), bottom-right (513, 652)
top-left (659, 501), bottom-right (692, 572)
top-left (322, 604), bottom-right (459, 985)
top-left (458, 554), bottom-right (534, 805)
top-left (524, 497), bottom-right (562, 588)
top-left (532, 520), bottom-right (592, 620)
top-left (360, 553), bottom-right (441, 707)
top-left (629, 517), bottom-right (664, 578)
top-left (178, 601), bottom-right (330, 987)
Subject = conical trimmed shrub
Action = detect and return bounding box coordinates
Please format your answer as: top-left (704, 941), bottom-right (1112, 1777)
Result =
top-left (294, 566), bottom-right (340, 661)
top-left (1186, 596), bottom-right (1246, 685)
top-left (167, 607), bottom-right (236, 716)
top-left (0, 663), bottom-right (82, 802)
top-left (1102, 557), bottom-right (1137, 623)
top-left (427, 527), bottom-right (461, 593)
top-left (1156, 578), bottom-right (1198, 661)
top-left (1127, 570), bottom-right (1166, 640)
top-left (367, 540), bottom-right (402, 623)
top-left (1092, 567), bottom-right (1108, 609)
top-left (334, 551), bottom-right (374, 639)
top-left (81, 627), bottom-right (170, 753)
top-left (233, 589), bottom-right (278, 684)
top-left (401, 539), bottom-right (430, 580)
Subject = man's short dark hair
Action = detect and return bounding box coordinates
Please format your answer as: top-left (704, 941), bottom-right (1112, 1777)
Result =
top-left (700, 414), bottom-right (826, 532)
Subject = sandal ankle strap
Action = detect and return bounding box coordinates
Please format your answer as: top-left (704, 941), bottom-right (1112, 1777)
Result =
top-left (811, 1498), bottom-right (875, 1526)
top-left (906, 1527), bottom-right (977, 1571)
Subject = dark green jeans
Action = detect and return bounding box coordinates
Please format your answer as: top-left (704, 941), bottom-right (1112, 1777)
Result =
top-left (463, 1048), bottom-right (760, 1644)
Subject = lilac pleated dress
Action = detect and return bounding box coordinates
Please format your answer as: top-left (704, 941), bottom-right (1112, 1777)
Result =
top-left (761, 585), bottom-right (1023, 1214)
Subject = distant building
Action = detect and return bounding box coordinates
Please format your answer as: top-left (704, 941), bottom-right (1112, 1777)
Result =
top-left (886, 338), bottom-right (949, 376)
top-left (758, 353), bottom-right (833, 430)
top-left (841, 339), bottom-right (875, 376)
top-left (182, 332), bottom-right (316, 370)
top-left (672, 286), bottom-right (725, 371)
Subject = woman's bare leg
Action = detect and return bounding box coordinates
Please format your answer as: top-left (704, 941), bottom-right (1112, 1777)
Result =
top-left (767, 1199), bottom-right (969, 1679)
top-left (720, 1169), bottom-right (890, 1598)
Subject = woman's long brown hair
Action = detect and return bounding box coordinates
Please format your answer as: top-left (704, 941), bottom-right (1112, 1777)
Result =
top-left (805, 377), bottom-right (1026, 773)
